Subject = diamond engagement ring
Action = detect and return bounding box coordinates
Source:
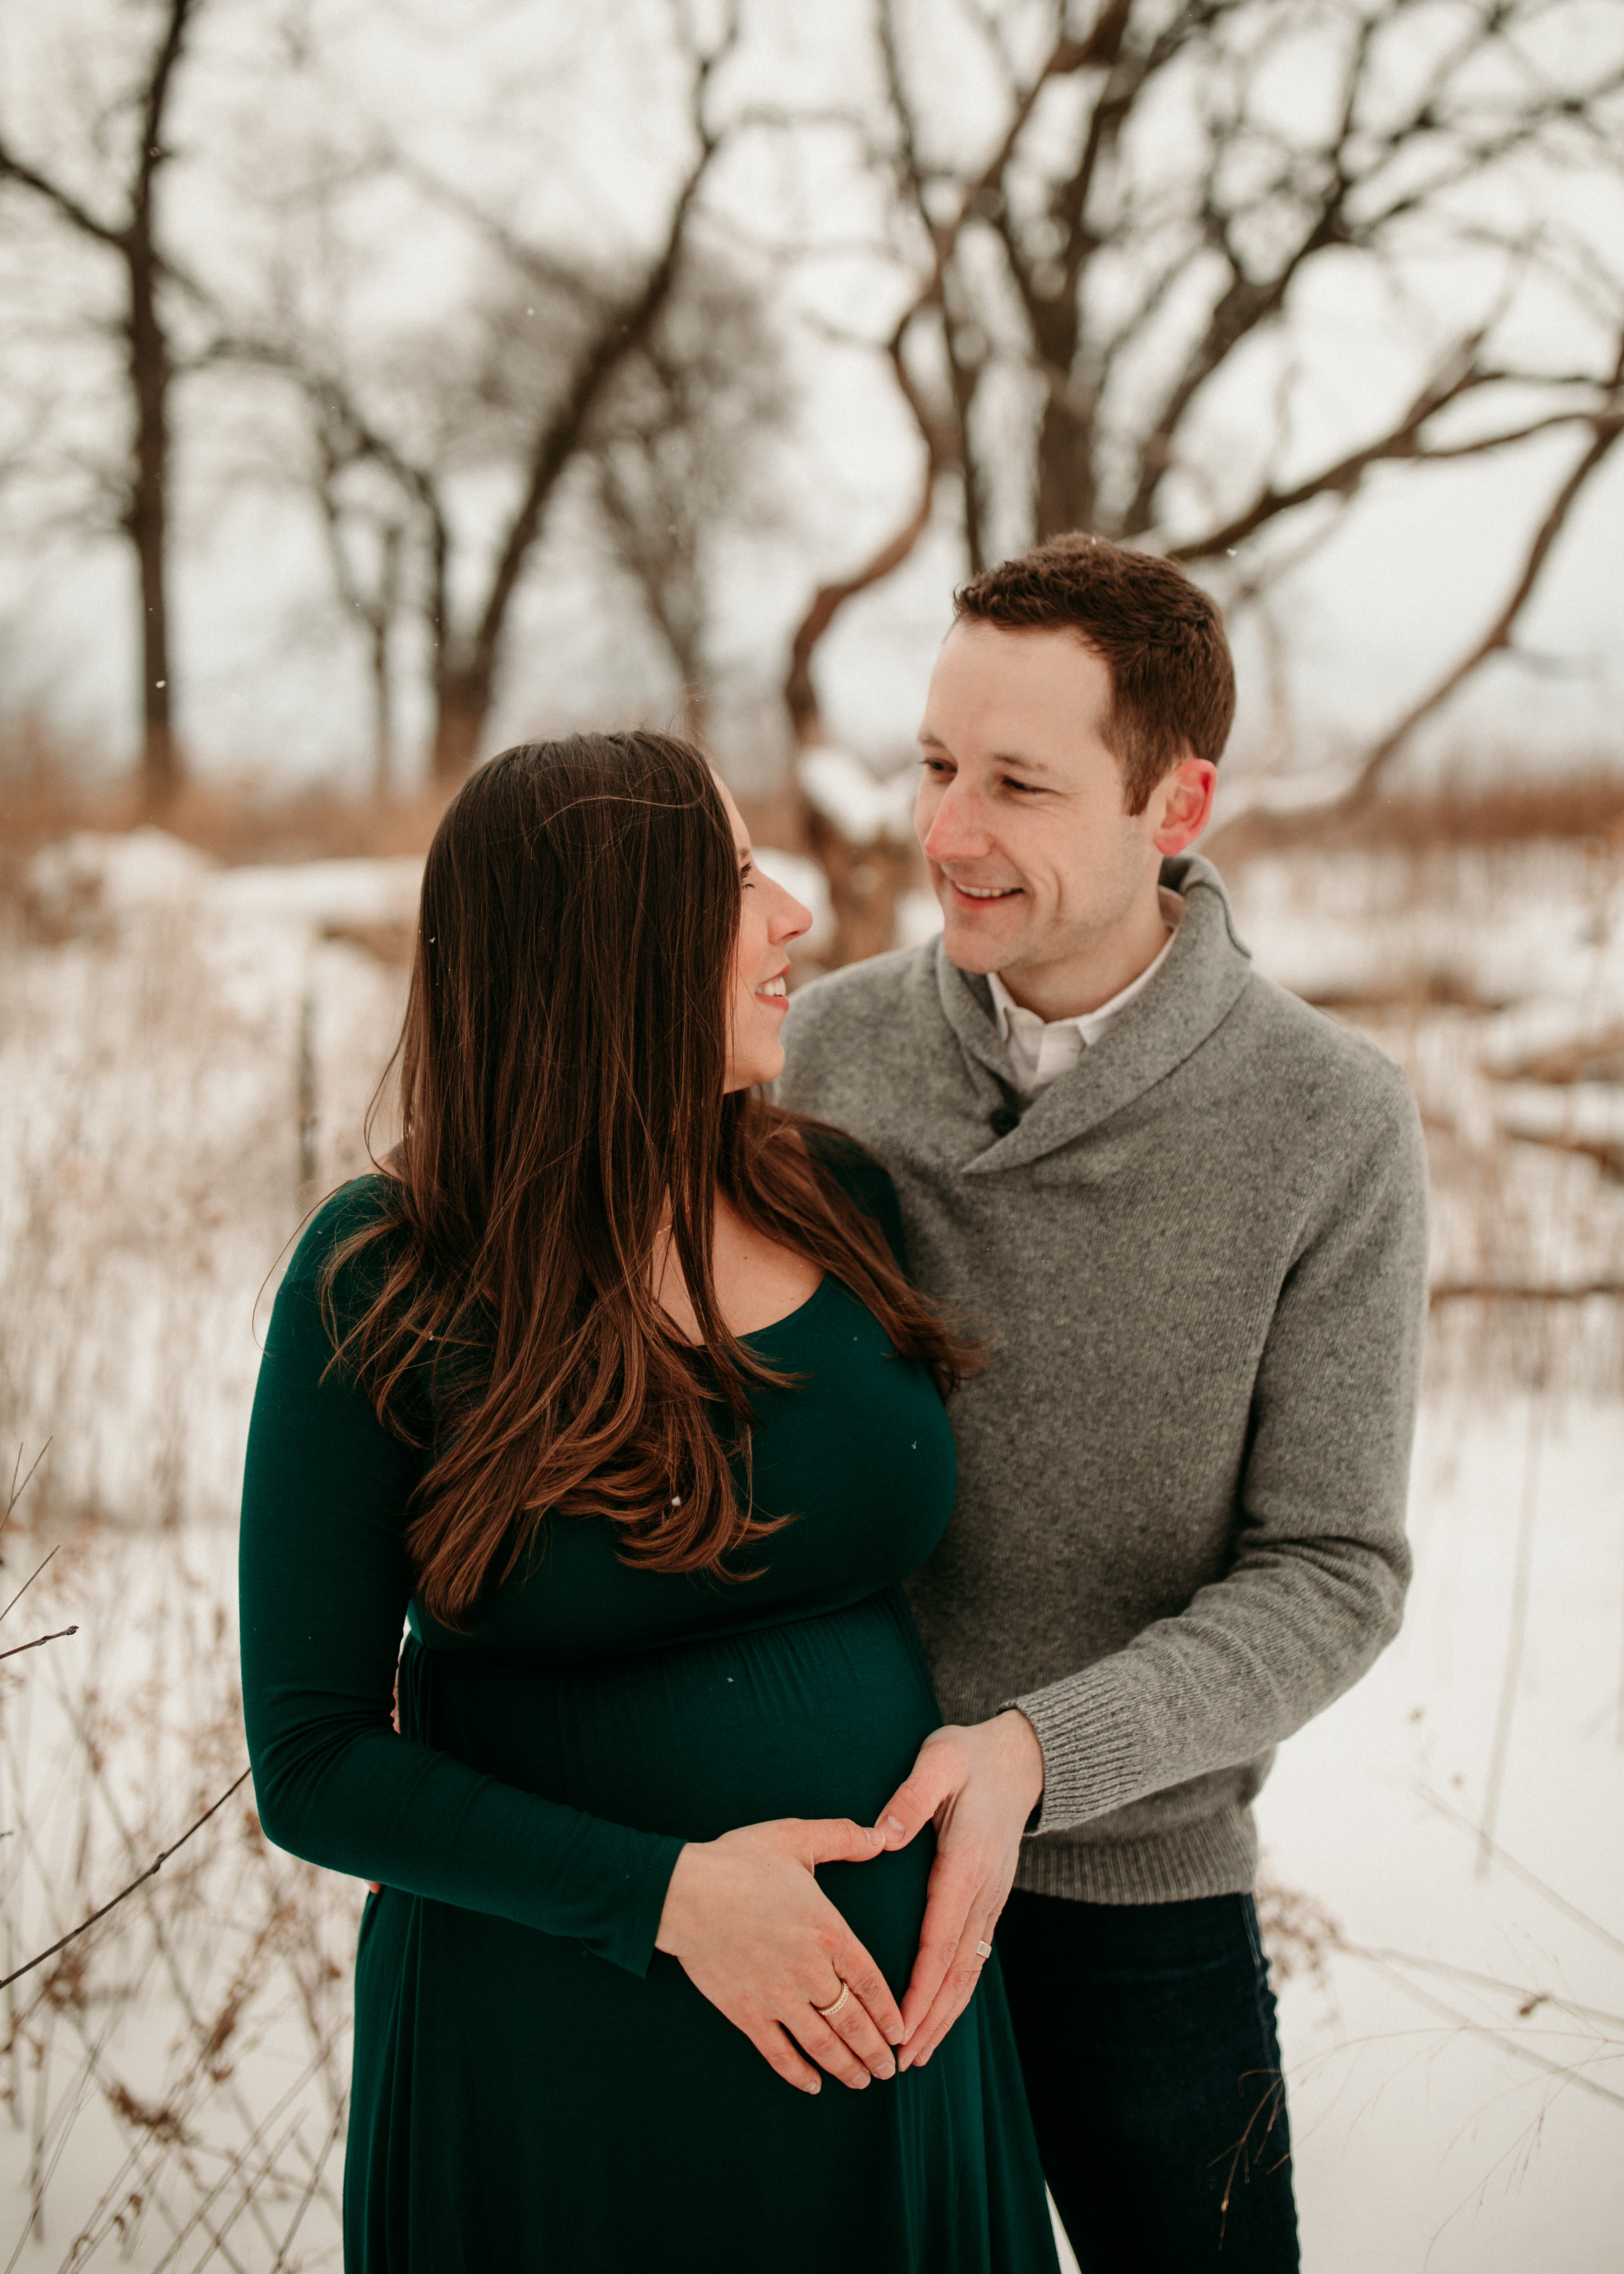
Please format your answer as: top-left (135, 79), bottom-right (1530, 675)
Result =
top-left (975, 1939), bottom-right (993, 1958)
top-left (812, 1980), bottom-right (851, 2020)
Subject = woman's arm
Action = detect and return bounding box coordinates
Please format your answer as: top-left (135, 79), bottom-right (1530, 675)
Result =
top-left (240, 1233), bottom-right (683, 1976)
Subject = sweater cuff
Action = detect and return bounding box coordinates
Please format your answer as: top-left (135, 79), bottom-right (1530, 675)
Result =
top-left (588, 1830), bottom-right (688, 1978)
top-left (1013, 1662), bottom-right (1152, 1838)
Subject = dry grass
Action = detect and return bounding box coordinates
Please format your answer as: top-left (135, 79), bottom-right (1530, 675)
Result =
top-left (1210, 772), bottom-right (1624, 867)
top-left (0, 1460), bottom-right (355, 2271)
top-left (0, 751), bottom-right (448, 912)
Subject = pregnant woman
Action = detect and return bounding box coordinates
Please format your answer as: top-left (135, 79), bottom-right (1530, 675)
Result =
top-left (239, 732), bottom-right (1058, 2272)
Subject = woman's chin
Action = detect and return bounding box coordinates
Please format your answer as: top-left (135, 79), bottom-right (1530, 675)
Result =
top-left (723, 1040), bottom-right (786, 1096)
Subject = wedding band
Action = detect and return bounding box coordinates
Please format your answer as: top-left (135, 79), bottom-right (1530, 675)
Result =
top-left (975, 1939), bottom-right (993, 1958)
top-left (812, 1980), bottom-right (851, 2020)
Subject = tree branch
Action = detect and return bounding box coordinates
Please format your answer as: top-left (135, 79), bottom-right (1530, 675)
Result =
top-left (464, 3), bottom-right (742, 689)
top-left (784, 455), bottom-right (940, 744)
top-left (0, 133), bottom-right (122, 246)
top-left (777, 0), bottom-right (1125, 734)
top-left (130, 0), bottom-right (202, 232)
top-left (1176, 394), bottom-right (1618, 564)
top-left (1349, 380), bottom-right (1624, 801)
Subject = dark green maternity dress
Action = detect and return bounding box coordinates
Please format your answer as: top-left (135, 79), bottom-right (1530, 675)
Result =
top-left (239, 1155), bottom-right (1059, 2273)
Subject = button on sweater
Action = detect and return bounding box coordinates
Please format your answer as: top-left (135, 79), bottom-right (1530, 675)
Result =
top-left (778, 854), bottom-right (1430, 1906)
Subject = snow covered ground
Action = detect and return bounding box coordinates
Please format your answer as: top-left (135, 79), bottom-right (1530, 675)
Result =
top-left (0, 822), bottom-right (1619, 2268)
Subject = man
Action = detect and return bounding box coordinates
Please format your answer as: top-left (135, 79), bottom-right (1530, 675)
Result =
top-left (777, 533), bottom-right (1428, 2272)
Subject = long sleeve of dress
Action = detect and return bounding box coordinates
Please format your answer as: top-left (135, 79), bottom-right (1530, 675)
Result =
top-left (238, 1199), bottom-right (685, 1977)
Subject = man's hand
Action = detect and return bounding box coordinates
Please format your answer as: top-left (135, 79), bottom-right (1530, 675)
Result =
top-left (874, 1709), bottom-right (1045, 2070)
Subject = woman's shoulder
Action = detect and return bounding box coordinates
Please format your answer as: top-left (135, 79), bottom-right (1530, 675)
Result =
top-left (283, 1171), bottom-right (404, 1290)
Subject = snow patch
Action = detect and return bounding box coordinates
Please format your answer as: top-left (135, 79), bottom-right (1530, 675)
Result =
top-left (796, 745), bottom-right (915, 845)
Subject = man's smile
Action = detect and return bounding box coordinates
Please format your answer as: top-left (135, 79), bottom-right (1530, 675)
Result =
top-left (943, 877), bottom-right (1023, 903)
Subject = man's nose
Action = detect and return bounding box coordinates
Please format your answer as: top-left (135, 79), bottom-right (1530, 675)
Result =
top-left (920, 780), bottom-right (986, 866)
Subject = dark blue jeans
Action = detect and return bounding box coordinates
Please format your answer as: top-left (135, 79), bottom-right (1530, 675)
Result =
top-left (996, 1888), bottom-right (1300, 2272)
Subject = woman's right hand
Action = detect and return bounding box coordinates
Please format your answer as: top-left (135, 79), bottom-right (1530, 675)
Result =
top-left (654, 1818), bottom-right (903, 2095)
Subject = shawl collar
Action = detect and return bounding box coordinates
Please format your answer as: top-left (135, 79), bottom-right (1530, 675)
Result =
top-left (934, 854), bottom-right (1254, 1173)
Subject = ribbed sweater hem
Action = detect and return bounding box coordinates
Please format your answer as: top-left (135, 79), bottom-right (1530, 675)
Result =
top-left (1014, 1809), bottom-right (1260, 1907)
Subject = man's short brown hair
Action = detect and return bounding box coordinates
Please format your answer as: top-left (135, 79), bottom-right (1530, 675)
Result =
top-left (953, 533), bottom-right (1235, 814)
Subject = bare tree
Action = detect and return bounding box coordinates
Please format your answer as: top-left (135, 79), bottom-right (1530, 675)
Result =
top-left (785, 0), bottom-right (1624, 789)
top-left (254, 2), bottom-right (747, 785)
top-left (0, 0), bottom-right (208, 802)
top-left (586, 249), bottom-right (786, 742)
top-left (309, 421), bottom-right (409, 797)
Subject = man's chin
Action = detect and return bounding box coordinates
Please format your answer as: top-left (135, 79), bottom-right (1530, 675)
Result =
top-left (940, 912), bottom-right (1022, 976)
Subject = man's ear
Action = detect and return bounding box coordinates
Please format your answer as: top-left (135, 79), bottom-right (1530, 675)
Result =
top-left (1150, 757), bottom-right (1217, 854)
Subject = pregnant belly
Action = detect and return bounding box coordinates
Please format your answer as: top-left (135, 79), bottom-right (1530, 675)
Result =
top-left (397, 1583), bottom-right (942, 1986)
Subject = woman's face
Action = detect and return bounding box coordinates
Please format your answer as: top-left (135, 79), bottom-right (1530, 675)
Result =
top-left (719, 780), bottom-right (812, 1094)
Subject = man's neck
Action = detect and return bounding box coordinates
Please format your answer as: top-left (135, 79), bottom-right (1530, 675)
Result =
top-left (993, 883), bottom-right (1174, 1024)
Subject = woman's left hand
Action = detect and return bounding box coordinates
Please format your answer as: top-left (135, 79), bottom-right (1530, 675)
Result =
top-left (872, 1709), bottom-right (1045, 2069)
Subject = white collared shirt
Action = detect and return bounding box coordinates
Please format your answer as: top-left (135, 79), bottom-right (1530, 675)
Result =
top-left (988, 887), bottom-right (1184, 1098)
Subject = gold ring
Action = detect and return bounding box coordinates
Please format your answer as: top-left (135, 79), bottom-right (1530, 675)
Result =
top-left (975, 1939), bottom-right (992, 1959)
top-left (812, 1980), bottom-right (851, 2020)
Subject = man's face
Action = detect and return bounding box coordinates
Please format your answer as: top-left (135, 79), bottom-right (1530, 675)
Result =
top-left (914, 619), bottom-right (1202, 992)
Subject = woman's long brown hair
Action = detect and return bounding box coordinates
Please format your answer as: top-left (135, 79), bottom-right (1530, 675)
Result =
top-left (321, 732), bottom-right (974, 1629)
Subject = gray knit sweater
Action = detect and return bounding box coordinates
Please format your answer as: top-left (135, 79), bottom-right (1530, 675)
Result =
top-left (778, 854), bottom-right (1429, 1906)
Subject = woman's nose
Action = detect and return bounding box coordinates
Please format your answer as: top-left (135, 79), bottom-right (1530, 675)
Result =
top-left (772, 892), bottom-right (812, 944)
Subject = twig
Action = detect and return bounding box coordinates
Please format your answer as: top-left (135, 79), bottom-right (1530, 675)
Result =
top-left (0, 1545), bottom-right (59, 1625)
top-left (268, 2098), bottom-right (347, 2273)
top-left (0, 1768), bottom-right (251, 1997)
top-left (1417, 1786), bottom-right (1624, 1961)
top-left (2, 1439), bottom-right (51, 1531)
top-left (1479, 1367), bottom-right (1546, 1870)
top-left (1351, 1949), bottom-right (1624, 2110)
top-left (1343, 1945), bottom-right (1624, 2034)
top-left (0, 1624), bottom-right (77, 1665)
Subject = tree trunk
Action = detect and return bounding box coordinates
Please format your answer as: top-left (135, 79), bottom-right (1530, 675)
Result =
top-left (126, 235), bottom-right (179, 804)
top-left (1034, 392), bottom-right (1099, 541)
top-left (371, 617), bottom-right (393, 798)
top-left (371, 519), bottom-right (402, 797)
top-left (431, 662), bottom-right (491, 785)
